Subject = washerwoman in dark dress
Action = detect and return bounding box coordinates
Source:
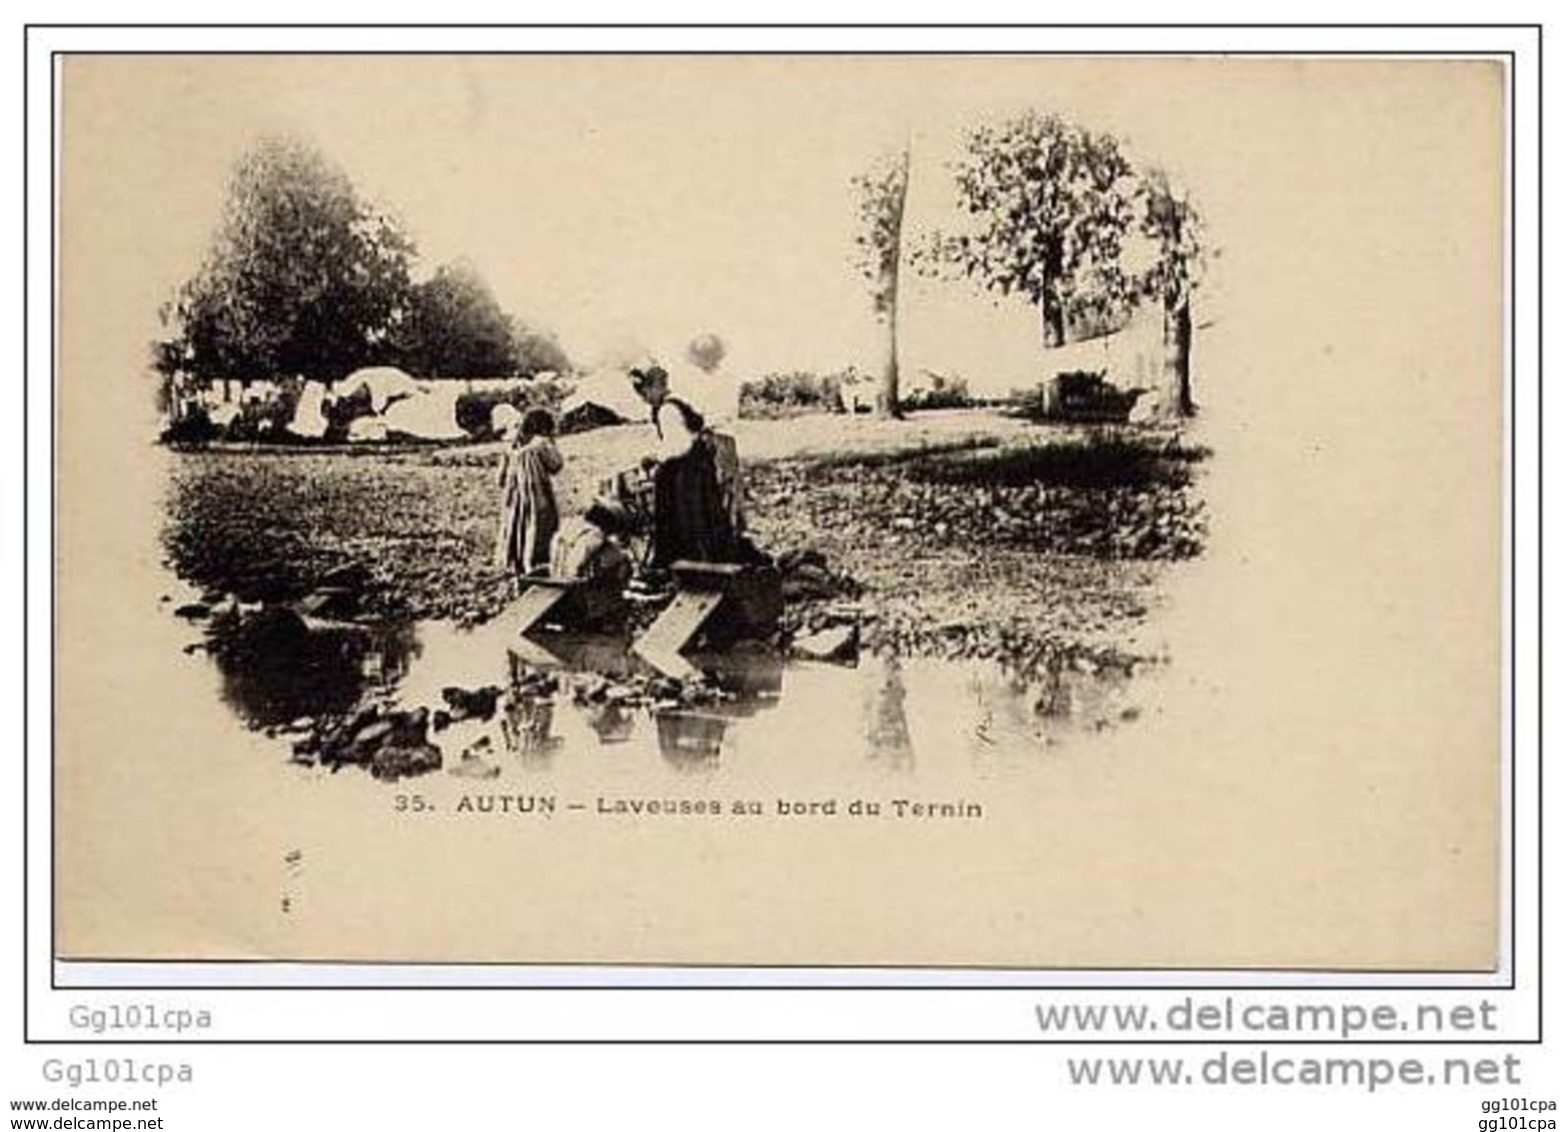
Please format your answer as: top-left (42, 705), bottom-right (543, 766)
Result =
top-left (629, 366), bottom-right (738, 575)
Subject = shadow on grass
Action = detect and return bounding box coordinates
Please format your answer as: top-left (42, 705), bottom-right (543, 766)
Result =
top-left (814, 437), bottom-right (1004, 470)
top-left (825, 432), bottom-right (1211, 489)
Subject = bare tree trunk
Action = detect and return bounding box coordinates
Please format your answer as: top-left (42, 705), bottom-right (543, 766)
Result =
top-left (1041, 300), bottom-right (1066, 349)
top-left (1039, 234), bottom-right (1067, 348)
top-left (1036, 294), bottom-right (1068, 419)
top-left (1155, 293), bottom-right (1194, 419)
top-left (877, 296), bottom-right (902, 419)
top-left (876, 147), bottom-right (911, 420)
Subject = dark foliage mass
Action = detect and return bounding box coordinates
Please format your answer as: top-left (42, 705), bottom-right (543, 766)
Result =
top-left (154, 135), bottom-right (568, 388)
top-left (453, 380), bottom-right (572, 440)
top-left (156, 136), bottom-right (416, 383)
top-left (395, 262), bottom-right (571, 379)
top-left (900, 374), bottom-right (974, 412)
top-left (739, 371), bottom-right (846, 418)
top-left (903, 109), bottom-right (1206, 419)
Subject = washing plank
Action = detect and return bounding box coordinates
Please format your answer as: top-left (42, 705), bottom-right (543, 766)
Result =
top-left (635, 588), bottom-right (726, 658)
top-left (513, 583), bottom-right (574, 637)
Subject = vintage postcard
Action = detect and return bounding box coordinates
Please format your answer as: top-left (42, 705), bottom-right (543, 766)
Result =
top-left (54, 54), bottom-right (1505, 971)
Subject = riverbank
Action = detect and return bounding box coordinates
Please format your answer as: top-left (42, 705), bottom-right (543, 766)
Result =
top-left (162, 409), bottom-right (1209, 674)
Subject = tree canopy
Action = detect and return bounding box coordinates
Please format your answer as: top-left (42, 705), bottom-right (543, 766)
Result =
top-left (396, 263), bottom-right (519, 378)
top-left (907, 109), bottom-right (1206, 417)
top-left (156, 135), bottom-right (569, 384)
top-left (921, 111), bottom-right (1138, 348)
top-left (1135, 167), bottom-right (1205, 312)
top-left (157, 135), bottom-right (415, 382)
top-left (851, 149), bottom-right (911, 323)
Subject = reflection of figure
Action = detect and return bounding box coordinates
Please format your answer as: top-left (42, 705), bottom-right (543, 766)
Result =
top-left (584, 701), bottom-right (636, 745)
top-left (496, 409), bottom-right (563, 577)
top-left (696, 646), bottom-right (784, 714)
top-left (363, 620), bottom-right (420, 689)
top-left (1033, 652), bottom-right (1072, 719)
top-left (500, 695), bottom-right (563, 765)
top-left (863, 653), bottom-right (914, 769)
top-left (654, 710), bottom-right (727, 768)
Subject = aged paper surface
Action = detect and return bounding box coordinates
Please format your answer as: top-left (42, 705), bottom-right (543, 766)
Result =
top-left (55, 56), bottom-right (1503, 969)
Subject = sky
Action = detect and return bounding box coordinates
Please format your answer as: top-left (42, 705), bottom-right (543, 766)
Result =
top-left (60, 55), bottom-right (1259, 385)
top-left (61, 54), bottom-right (1501, 416)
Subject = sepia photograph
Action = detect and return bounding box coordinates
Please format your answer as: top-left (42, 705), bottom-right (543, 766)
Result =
top-left (53, 53), bottom-right (1505, 973)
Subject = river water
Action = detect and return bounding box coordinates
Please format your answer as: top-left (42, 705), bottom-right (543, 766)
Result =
top-left (196, 603), bottom-right (1161, 789)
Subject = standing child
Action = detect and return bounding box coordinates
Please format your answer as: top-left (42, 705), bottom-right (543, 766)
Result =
top-left (496, 408), bottom-right (563, 579)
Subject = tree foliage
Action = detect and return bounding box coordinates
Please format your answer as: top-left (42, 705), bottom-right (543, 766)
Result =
top-left (155, 135), bottom-right (569, 386)
top-left (1133, 167), bottom-right (1205, 417)
top-left (1135, 167), bottom-right (1204, 311)
top-left (851, 149), bottom-right (910, 321)
top-left (396, 262), bottom-right (521, 378)
top-left (156, 135), bottom-right (415, 382)
top-left (910, 109), bottom-right (1208, 417)
top-left (511, 328), bottom-right (573, 378)
top-left (920, 111), bottom-right (1137, 347)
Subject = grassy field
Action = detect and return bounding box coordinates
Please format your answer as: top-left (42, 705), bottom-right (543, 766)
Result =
top-left (163, 409), bottom-right (1207, 664)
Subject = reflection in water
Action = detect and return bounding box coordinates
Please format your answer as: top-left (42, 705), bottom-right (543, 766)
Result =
top-left (863, 653), bottom-right (914, 770)
top-left (501, 694), bottom-right (564, 766)
top-left (699, 647), bottom-right (784, 706)
top-left (648, 648), bottom-right (784, 765)
top-left (192, 603), bottom-right (1156, 778)
top-left (584, 702), bottom-right (636, 745)
top-left (655, 711), bottom-right (728, 770)
top-left (521, 633), bottom-right (643, 681)
top-left (449, 735), bottom-right (503, 780)
top-left (206, 607), bottom-right (419, 728)
top-left (1033, 653), bottom-right (1071, 719)
top-left (1004, 652), bottom-right (1137, 734)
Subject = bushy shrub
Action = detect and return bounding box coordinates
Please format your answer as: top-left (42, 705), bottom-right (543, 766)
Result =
top-left (221, 394), bottom-right (298, 442)
top-left (738, 371), bottom-right (847, 419)
top-left (162, 381), bottom-right (313, 446)
top-left (1041, 370), bottom-right (1142, 423)
top-left (159, 406), bottom-right (220, 446)
top-left (454, 378), bottom-right (572, 439)
top-left (902, 373), bottom-right (973, 412)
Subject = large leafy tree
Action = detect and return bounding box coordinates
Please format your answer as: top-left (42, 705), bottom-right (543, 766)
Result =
top-left (851, 146), bottom-right (911, 418)
top-left (512, 329), bottom-right (573, 378)
top-left (396, 262), bottom-right (521, 378)
top-left (925, 111), bottom-right (1137, 349)
top-left (156, 135), bottom-right (415, 382)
